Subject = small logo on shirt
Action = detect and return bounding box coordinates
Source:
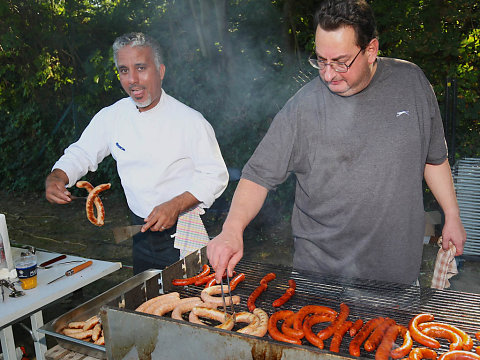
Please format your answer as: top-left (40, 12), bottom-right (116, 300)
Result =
top-left (116, 142), bottom-right (126, 151)
top-left (396, 111), bottom-right (409, 117)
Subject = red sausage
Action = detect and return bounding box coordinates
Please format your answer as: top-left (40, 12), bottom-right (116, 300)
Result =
top-left (268, 310), bottom-right (302, 345)
top-left (172, 264), bottom-right (210, 286)
top-left (421, 325), bottom-right (463, 351)
top-left (418, 322), bottom-right (473, 351)
top-left (364, 318), bottom-right (396, 352)
top-left (438, 350), bottom-right (480, 360)
top-left (350, 319), bottom-right (364, 337)
top-left (303, 314), bottom-right (328, 349)
top-left (390, 325), bottom-right (413, 359)
top-left (409, 348), bottom-right (438, 360)
top-left (281, 313), bottom-right (304, 340)
top-left (293, 305), bottom-right (337, 331)
top-left (318, 303), bottom-right (350, 340)
top-left (229, 272), bottom-right (245, 291)
top-left (273, 287), bottom-right (295, 307)
top-left (409, 314), bottom-right (440, 349)
top-left (247, 283), bottom-right (268, 312)
top-left (260, 272), bottom-right (276, 285)
top-left (288, 279), bottom-right (296, 289)
top-left (195, 273), bottom-right (216, 286)
top-left (376, 323), bottom-right (400, 360)
top-left (330, 320), bottom-right (353, 353)
top-left (349, 317), bottom-right (384, 357)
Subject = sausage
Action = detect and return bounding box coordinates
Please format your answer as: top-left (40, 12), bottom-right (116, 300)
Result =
top-left (420, 325), bottom-right (463, 351)
top-left (171, 297), bottom-right (203, 321)
top-left (281, 312), bottom-right (305, 340)
top-left (195, 273), bottom-right (216, 286)
top-left (236, 311), bottom-right (261, 335)
top-left (350, 319), bottom-right (364, 337)
top-left (375, 323), bottom-right (400, 360)
top-left (303, 314), bottom-right (329, 349)
top-left (92, 323), bottom-right (102, 342)
top-left (272, 288), bottom-right (295, 308)
top-left (152, 297), bottom-right (201, 317)
top-left (349, 317), bottom-right (384, 357)
top-left (391, 325), bottom-right (413, 359)
top-left (82, 315), bottom-right (100, 331)
top-left (67, 321), bottom-right (85, 329)
top-left (318, 302), bottom-right (350, 340)
top-left (364, 318), bottom-right (396, 352)
top-left (438, 350), bottom-right (480, 360)
top-left (205, 277), bottom-right (217, 288)
top-left (293, 305), bottom-right (337, 331)
top-left (63, 328), bottom-right (94, 340)
top-left (172, 264), bottom-right (211, 286)
top-left (268, 310), bottom-right (302, 345)
top-left (135, 292), bottom-right (180, 313)
top-left (409, 314), bottom-right (440, 349)
top-left (330, 320), bottom-right (353, 353)
top-left (476, 332), bottom-right (480, 341)
top-left (94, 336), bottom-right (105, 345)
top-left (409, 348), bottom-right (438, 360)
top-left (230, 272), bottom-right (245, 291)
top-left (260, 272), bottom-right (276, 285)
top-left (200, 285), bottom-right (241, 306)
top-left (77, 181), bottom-right (111, 226)
top-left (247, 283), bottom-right (268, 312)
top-left (418, 322), bottom-right (473, 351)
top-left (191, 306), bottom-right (235, 330)
top-left (250, 308), bottom-right (269, 337)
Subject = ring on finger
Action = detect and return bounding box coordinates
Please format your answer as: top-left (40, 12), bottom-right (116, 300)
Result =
top-left (161, 226), bottom-right (165, 230)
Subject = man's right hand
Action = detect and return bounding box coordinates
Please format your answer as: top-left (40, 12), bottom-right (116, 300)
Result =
top-left (207, 228), bottom-right (244, 283)
top-left (45, 169), bottom-right (72, 204)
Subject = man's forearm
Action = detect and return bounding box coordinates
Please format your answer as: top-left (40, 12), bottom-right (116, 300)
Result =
top-left (222, 178), bottom-right (269, 233)
top-left (424, 160), bottom-right (460, 218)
top-left (171, 191), bottom-right (201, 214)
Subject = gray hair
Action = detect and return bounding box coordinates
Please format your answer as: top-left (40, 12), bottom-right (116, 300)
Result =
top-left (112, 32), bottom-right (163, 69)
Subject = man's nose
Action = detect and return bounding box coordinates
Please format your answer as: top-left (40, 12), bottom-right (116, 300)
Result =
top-left (323, 65), bottom-right (337, 82)
top-left (127, 70), bottom-right (138, 84)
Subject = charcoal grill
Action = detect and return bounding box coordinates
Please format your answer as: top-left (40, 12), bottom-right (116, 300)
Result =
top-left (40, 247), bottom-right (480, 359)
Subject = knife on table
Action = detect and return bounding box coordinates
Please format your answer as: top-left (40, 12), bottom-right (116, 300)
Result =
top-left (47, 260), bottom-right (93, 284)
top-left (39, 254), bottom-right (67, 268)
top-left (112, 225), bottom-right (143, 244)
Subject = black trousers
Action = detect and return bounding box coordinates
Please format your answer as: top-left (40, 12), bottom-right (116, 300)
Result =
top-left (130, 212), bottom-right (180, 274)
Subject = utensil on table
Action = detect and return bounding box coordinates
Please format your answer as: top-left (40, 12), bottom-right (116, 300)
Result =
top-left (47, 260), bottom-right (93, 284)
top-left (39, 254), bottom-right (66, 268)
top-left (112, 225), bottom-right (143, 243)
top-left (220, 272), bottom-right (236, 324)
top-left (0, 279), bottom-right (25, 297)
top-left (39, 260), bottom-right (84, 269)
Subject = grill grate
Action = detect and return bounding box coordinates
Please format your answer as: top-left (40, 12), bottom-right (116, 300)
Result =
top-left (166, 259), bottom-right (480, 358)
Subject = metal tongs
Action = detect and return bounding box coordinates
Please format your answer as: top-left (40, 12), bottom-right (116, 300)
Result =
top-left (220, 272), bottom-right (236, 324)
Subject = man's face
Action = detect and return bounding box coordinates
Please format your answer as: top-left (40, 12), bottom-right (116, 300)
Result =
top-left (117, 45), bottom-right (165, 112)
top-left (314, 25), bottom-right (378, 97)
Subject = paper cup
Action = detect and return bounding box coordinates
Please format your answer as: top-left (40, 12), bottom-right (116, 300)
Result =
top-left (15, 254), bottom-right (37, 289)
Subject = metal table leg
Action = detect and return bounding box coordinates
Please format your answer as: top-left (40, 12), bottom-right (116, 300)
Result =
top-left (0, 325), bottom-right (17, 360)
top-left (30, 311), bottom-right (47, 360)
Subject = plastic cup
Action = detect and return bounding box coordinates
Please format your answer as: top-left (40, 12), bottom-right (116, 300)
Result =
top-left (15, 254), bottom-right (37, 290)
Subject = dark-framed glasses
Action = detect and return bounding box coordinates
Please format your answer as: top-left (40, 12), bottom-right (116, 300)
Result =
top-left (308, 48), bottom-right (363, 73)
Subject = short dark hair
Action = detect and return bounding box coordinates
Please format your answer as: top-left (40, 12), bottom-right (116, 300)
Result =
top-left (112, 32), bottom-right (163, 69)
top-left (314, 0), bottom-right (378, 49)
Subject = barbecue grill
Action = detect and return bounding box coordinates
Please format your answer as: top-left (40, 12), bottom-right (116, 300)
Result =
top-left (39, 246), bottom-right (480, 359)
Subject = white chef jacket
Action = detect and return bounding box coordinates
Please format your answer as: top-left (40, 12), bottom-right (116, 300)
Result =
top-left (53, 90), bottom-right (228, 218)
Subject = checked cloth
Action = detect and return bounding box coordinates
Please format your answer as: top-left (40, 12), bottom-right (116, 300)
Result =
top-left (174, 206), bottom-right (210, 259)
top-left (431, 237), bottom-right (458, 289)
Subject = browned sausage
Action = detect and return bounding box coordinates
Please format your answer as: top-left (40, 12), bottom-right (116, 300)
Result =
top-left (349, 317), bottom-right (384, 357)
top-left (330, 320), bottom-right (353, 353)
top-left (350, 319), bottom-right (364, 337)
top-left (260, 272), bottom-right (276, 285)
top-left (268, 310), bottom-right (302, 345)
top-left (281, 312), bottom-right (305, 340)
top-left (438, 350), bottom-right (480, 360)
top-left (293, 305), bottom-right (337, 331)
top-left (418, 322), bottom-right (473, 351)
top-left (409, 347), bottom-right (438, 360)
top-left (247, 283), bottom-right (267, 312)
top-left (318, 302), bottom-right (350, 340)
top-left (420, 325), bottom-right (463, 351)
top-left (375, 323), bottom-right (400, 360)
top-left (172, 264), bottom-right (211, 286)
top-left (364, 318), bottom-right (396, 352)
top-left (409, 314), bottom-right (440, 349)
top-left (302, 314), bottom-right (328, 349)
top-left (391, 325), bottom-right (413, 359)
top-left (251, 308), bottom-right (269, 337)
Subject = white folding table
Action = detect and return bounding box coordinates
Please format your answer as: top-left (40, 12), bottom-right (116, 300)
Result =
top-left (0, 247), bottom-right (121, 360)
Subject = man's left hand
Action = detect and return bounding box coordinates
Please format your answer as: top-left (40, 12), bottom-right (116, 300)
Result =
top-left (442, 214), bottom-right (466, 256)
top-left (142, 199), bottom-right (181, 232)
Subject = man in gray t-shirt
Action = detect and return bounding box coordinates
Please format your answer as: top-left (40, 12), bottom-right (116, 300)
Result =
top-left (208, 0), bottom-right (466, 284)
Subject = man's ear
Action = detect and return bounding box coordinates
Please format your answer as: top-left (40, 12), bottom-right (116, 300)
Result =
top-left (159, 64), bottom-right (166, 81)
top-left (366, 38), bottom-right (379, 64)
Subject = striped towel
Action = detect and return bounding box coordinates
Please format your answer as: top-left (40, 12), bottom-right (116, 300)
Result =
top-left (431, 237), bottom-right (458, 289)
top-left (174, 206), bottom-right (210, 259)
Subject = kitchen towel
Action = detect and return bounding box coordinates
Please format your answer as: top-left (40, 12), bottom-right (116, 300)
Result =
top-left (431, 237), bottom-right (458, 289)
top-left (174, 206), bottom-right (210, 259)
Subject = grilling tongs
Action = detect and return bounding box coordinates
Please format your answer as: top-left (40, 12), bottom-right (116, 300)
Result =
top-left (220, 273), bottom-right (236, 324)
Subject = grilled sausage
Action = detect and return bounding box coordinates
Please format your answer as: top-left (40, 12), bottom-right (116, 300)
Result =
top-left (391, 325), bottom-right (413, 359)
top-left (364, 318), bottom-right (396, 352)
top-left (318, 303), bottom-right (350, 340)
top-left (230, 273), bottom-right (245, 291)
top-left (272, 287), bottom-right (295, 308)
top-left (195, 273), bottom-right (216, 286)
top-left (67, 321), bottom-right (85, 329)
top-left (420, 325), bottom-right (463, 351)
top-left (172, 264), bottom-right (210, 286)
top-left (375, 323), bottom-right (400, 360)
top-left (303, 314), bottom-right (328, 349)
top-left (281, 313), bottom-right (305, 340)
top-left (409, 314), bottom-right (441, 349)
top-left (236, 311), bottom-right (261, 335)
top-left (260, 272), bottom-right (276, 285)
top-left (200, 285), bottom-right (241, 306)
top-left (250, 308), bottom-right (269, 337)
top-left (63, 328), bottom-right (94, 340)
top-left (171, 297), bottom-right (203, 321)
top-left (152, 297), bottom-right (201, 317)
top-left (330, 320), bottom-right (353, 353)
top-left (92, 323), bottom-right (102, 342)
top-left (409, 347), bottom-right (438, 360)
top-left (350, 319), bottom-right (364, 337)
top-left (349, 317), bottom-right (385, 357)
top-left (82, 315), bottom-right (100, 331)
top-left (76, 181), bottom-right (110, 226)
top-left (247, 283), bottom-right (268, 312)
top-left (418, 322), bottom-right (473, 351)
top-left (135, 292), bottom-right (180, 313)
top-left (293, 305), bottom-right (337, 332)
top-left (268, 310), bottom-right (302, 345)
top-left (438, 350), bottom-right (480, 360)
top-left (191, 306), bottom-right (235, 330)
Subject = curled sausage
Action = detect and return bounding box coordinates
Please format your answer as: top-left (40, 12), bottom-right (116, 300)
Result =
top-left (260, 272), bottom-right (276, 285)
top-left (390, 325), bottom-right (413, 359)
top-left (293, 305), bottom-right (337, 332)
top-left (418, 322), bottom-right (473, 351)
top-left (172, 264), bottom-right (210, 286)
top-left (268, 310), bottom-right (302, 345)
top-left (236, 312), bottom-right (261, 335)
top-left (364, 318), bottom-right (396, 352)
top-left (191, 306), bottom-right (235, 330)
top-left (349, 317), bottom-right (384, 357)
top-left (438, 351), bottom-right (480, 360)
top-left (250, 308), bottom-right (269, 337)
top-left (135, 292), bottom-right (180, 313)
top-left (171, 297), bottom-right (203, 321)
top-left (281, 313), bottom-right (305, 340)
top-left (409, 347), bottom-right (438, 360)
top-left (375, 323), bottom-right (400, 360)
top-left (272, 279), bottom-right (297, 308)
top-left (230, 272), bottom-right (245, 291)
top-left (350, 319), bottom-right (364, 337)
top-left (77, 181), bottom-right (111, 226)
top-left (303, 314), bottom-right (329, 349)
top-left (200, 285), bottom-right (241, 306)
top-left (247, 283), bottom-right (268, 312)
top-left (152, 297), bottom-right (200, 317)
top-left (318, 302), bottom-right (350, 340)
top-left (420, 325), bottom-right (463, 351)
top-left (330, 320), bottom-right (353, 353)
top-left (409, 314), bottom-right (440, 349)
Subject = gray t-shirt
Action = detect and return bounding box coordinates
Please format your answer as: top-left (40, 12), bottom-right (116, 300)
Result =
top-left (242, 57), bottom-right (447, 284)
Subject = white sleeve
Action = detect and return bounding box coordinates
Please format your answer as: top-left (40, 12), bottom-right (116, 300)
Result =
top-left (186, 118), bottom-right (228, 208)
top-left (52, 108), bottom-right (112, 188)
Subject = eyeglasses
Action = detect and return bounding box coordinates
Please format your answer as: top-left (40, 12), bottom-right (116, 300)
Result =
top-left (308, 48), bottom-right (363, 73)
